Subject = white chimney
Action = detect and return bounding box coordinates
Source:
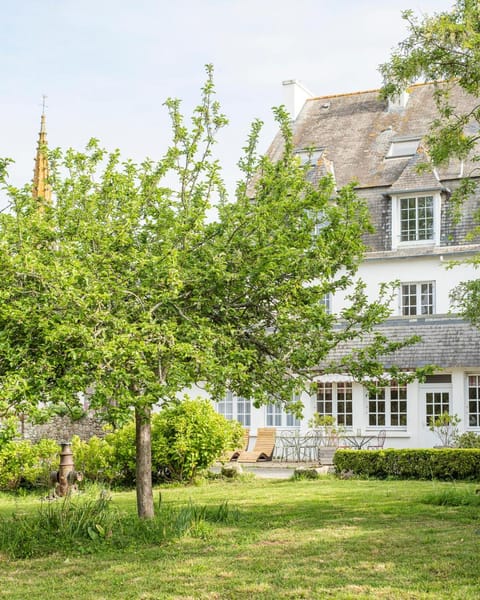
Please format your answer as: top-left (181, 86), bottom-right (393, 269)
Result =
top-left (282, 79), bottom-right (314, 120)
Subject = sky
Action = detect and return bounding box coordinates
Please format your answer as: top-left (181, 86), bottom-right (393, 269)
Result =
top-left (0, 0), bottom-right (455, 205)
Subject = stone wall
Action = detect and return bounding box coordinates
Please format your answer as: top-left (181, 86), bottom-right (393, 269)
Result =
top-left (21, 415), bottom-right (106, 443)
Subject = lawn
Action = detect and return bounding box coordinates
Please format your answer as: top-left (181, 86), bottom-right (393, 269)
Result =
top-left (0, 476), bottom-right (479, 599)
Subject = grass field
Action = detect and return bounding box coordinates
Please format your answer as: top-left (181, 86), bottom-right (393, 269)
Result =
top-left (0, 476), bottom-right (479, 599)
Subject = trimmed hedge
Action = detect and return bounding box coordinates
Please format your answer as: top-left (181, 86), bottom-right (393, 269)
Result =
top-left (334, 448), bottom-right (480, 480)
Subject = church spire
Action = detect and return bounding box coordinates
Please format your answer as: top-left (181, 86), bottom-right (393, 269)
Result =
top-left (32, 95), bottom-right (52, 203)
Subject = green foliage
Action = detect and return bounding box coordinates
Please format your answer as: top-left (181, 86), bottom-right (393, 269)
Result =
top-left (152, 398), bottom-right (243, 482)
top-left (0, 416), bottom-right (18, 448)
top-left (0, 66), bottom-right (415, 517)
top-left (334, 448), bottom-right (480, 480)
top-left (456, 430), bottom-right (480, 447)
top-left (428, 412), bottom-right (461, 447)
top-left (71, 435), bottom-right (119, 485)
top-left (0, 438), bottom-right (59, 491)
top-left (380, 1), bottom-right (480, 322)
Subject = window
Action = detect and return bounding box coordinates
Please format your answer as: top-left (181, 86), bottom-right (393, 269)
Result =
top-left (295, 147), bottom-right (324, 167)
top-left (216, 392), bottom-right (251, 426)
top-left (316, 382), bottom-right (352, 427)
top-left (468, 375), bottom-right (480, 427)
top-left (266, 400), bottom-right (301, 427)
top-left (425, 391), bottom-right (450, 425)
top-left (400, 282), bottom-right (434, 315)
top-left (387, 138), bottom-right (420, 158)
top-left (321, 293), bottom-right (331, 314)
top-left (400, 196), bottom-right (434, 242)
top-left (368, 383), bottom-right (407, 427)
top-left (391, 193), bottom-right (440, 249)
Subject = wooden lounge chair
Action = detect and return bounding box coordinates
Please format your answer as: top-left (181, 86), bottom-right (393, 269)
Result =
top-left (223, 428), bottom-right (250, 462)
top-left (237, 428), bottom-right (276, 462)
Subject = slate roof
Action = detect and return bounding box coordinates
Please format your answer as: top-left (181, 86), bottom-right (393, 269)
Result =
top-left (268, 82), bottom-right (480, 190)
top-left (388, 149), bottom-right (443, 195)
top-left (321, 315), bottom-right (480, 371)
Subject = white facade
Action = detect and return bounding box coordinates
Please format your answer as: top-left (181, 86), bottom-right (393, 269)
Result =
top-left (207, 82), bottom-right (480, 451)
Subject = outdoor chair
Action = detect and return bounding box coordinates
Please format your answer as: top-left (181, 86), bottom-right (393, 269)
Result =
top-left (237, 428), bottom-right (276, 462)
top-left (367, 429), bottom-right (386, 450)
top-left (223, 428), bottom-right (250, 462)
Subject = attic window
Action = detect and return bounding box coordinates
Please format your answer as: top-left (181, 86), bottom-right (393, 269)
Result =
top-left (387, 137), bottom-right (421, 158)
top-left (295, 147), bottom-right (324, 167)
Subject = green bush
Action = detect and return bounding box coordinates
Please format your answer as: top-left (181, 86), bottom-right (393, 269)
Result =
top-left (334, 448), bottom-right (480, 481)
top-left (72, 435), bottom-right (119, 485)
top-left (0, 438), bottom-right (59, 491)
top-left (456, 431), bottom-right (480, 448)
top-left (151, 398), bottom-right (243, 482)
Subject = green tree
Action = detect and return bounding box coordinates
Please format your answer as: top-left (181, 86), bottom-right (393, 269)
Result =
top-left (380, 1), bottom-right (480, 322)
top-left (0, 67), bottom-right (415, 518)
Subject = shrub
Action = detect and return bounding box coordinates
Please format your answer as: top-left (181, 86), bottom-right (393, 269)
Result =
top-left (152, 398), bottom-right (243, 482)
top-left (456, 431), bottom-right (480, 448)
top-left (0, 438), bottom-right (59, 491)
top-left (105, 422), bottom-right (137, 486)
top-left (72, 435), bottom-right (119, 485)
top-left (334, 448), bottom-right (480, 481)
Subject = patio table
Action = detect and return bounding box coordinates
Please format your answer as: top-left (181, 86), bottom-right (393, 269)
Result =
top-left (277, 431), bottom-right (323, 461)
top-left (340, 434), bottom-right (375, 450)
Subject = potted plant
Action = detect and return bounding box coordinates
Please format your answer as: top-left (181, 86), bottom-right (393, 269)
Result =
top-left (308, 413), bottom-right (343, 465)
top-left (429, 412), bottom-right (461, 448)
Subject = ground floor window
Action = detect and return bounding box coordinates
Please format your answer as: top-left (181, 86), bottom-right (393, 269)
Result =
top-left (425, 391), bottom-right (450, 426)
top-left (266, 401), bottom-right (301, 427)
top-left (216, 392), bottom-right (251, 426)
top-left (316, 382), bottom-right (352, 427)
top-left (468, 375), bottom-right (480, 427)
top-left (368, 383), bottom-right (407, 427)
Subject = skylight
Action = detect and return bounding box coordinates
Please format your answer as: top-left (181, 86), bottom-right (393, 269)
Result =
top-left (387, 137), bottom-right (421, 158)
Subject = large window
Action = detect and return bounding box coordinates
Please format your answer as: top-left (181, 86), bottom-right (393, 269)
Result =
top-left (368, 383), bottom-right (407, 427)
top-left (316, 382), bottom-right (352, 427)
top-left (468, 375), bottom-right (480, 427)
top-left (400, 196), bottom-right (434, 242)
top-left (216, 392), bottom-right (251, 426)
top-left (400, 282), bottom-right (434, 316)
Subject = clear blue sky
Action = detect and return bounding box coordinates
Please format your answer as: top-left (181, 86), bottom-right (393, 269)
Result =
top-left (0, 0), bottom-right (454, 204)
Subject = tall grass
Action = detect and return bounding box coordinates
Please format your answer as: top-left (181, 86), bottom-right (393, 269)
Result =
top-left (0, 488), bottom-right (238, 559)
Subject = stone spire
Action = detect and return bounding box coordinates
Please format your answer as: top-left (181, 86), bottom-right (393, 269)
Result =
top-left (32, 97), bottom-right (52, 202)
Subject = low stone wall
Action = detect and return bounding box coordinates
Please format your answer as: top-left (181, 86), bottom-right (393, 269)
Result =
top-left (21, 415), bottom-right (106, 443)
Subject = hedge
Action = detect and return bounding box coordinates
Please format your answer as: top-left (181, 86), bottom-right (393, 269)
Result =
top-left (333, 448), bottom-right (480, 480)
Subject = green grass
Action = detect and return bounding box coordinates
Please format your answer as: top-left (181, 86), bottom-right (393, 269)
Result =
top-left (0, 477), bottom-right (479, 599)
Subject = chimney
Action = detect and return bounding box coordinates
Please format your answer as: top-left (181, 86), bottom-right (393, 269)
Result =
top-left (282, 79), bottom-right (314, 120)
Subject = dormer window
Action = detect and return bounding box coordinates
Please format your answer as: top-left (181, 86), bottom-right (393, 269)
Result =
top-left (400, 196), bottom-right (434, 242)
top-left (391, 192), bottom-right (441, 249)
top-left (387, 137), bottom-right (421, 158)
top-left (295, 147), bottom-right (324, 167)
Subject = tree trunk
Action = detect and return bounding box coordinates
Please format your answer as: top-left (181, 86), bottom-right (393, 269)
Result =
top-left (135, 405), bottom-right (154, 519)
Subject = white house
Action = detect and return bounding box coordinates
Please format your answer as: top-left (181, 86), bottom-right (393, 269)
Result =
top-left (214, 80), bottom-right (480, 450)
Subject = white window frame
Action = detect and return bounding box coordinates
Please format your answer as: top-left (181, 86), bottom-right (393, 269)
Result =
top-left (216, 391), bottom-right (251, 427)
top-left (266, 395), bottom-right (302, 428)
top-left (367, 383), bottom-right (408, 429)
top-left (466, 374), bottom-right (480, 428)
top-left (391, 192), bottom-right (441, 250)
top-left (387, 137), bottom-right (420, 158)
top-left (399, 281), bottom-right (435, 316)
top-left (316, 382), bottom-right (353, 427)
